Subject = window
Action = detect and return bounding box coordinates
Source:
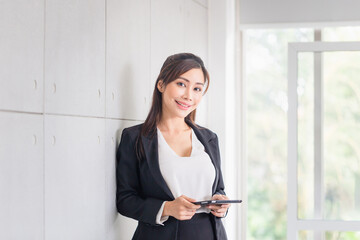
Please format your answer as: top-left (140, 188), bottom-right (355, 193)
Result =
top-left (244, 26), bottom-right (360, 240)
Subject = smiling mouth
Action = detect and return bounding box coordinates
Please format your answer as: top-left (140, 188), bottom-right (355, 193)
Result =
top-left (175, 100), bottom-right (191, 108)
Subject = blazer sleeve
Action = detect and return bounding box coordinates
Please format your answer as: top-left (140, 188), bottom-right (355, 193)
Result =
top-left (213, 134), bottom-right (226, 196)
top-left (116, 128), bottom-right (164, 226)
top-left (212, 134), bottom-right (230, 218)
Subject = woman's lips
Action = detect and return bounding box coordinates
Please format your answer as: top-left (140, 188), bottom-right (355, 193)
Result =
top-left (175, 100), bottom-right (191, 110)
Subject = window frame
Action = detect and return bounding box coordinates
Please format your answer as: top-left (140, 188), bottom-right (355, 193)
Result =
top-left (287, 41), bottom-right (360, 240)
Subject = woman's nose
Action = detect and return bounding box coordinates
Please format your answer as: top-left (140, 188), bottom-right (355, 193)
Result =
top-left (183, 88), bottom-right (193, 101)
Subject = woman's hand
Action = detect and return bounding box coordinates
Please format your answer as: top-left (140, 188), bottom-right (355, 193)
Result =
top-left (162, 195), bottom-right (201, 220)
top-left (206, 194), bottom-right (230, 218)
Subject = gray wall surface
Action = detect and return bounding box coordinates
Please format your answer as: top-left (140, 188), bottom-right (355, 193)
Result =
top-left (0, 0), bottom-right (209, 239)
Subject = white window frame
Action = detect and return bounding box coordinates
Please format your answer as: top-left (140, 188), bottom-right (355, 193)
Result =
top-left (287, 41), bottom-right (360, 240)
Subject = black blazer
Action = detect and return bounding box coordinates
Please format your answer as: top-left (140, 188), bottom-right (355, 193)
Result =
top-left (116, 118), bottom-right (228, 240)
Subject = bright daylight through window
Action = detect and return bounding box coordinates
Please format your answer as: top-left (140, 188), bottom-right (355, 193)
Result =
top-left (244, 26), bottom-right (360, 240)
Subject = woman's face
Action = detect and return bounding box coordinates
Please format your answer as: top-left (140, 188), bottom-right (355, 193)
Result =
top-left (158, 68), bottom-right (205, 119)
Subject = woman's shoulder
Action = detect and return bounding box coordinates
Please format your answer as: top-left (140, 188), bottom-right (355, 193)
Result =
top-left (191, 122), bottom-right (218, 141)
top-left (121, 123), bottom-right (143, 140)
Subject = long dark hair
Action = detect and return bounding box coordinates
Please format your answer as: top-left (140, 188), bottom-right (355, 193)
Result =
top-left (135, 53), bottom-right (210, 161)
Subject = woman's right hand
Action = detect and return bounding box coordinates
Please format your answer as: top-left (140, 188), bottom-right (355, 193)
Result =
top-left (162, 195), bottom-right (201, 220)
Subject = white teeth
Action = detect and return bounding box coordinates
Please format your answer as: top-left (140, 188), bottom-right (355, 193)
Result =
top-left (176, 101), bottom-right (189, 107)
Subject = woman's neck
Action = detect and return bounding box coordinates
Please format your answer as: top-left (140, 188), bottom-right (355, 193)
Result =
top-left (157, 118), bottom-right (190, 134)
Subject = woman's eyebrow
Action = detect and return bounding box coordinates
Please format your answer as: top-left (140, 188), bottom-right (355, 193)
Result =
top-left (178, 76), bottom-right (204, 86)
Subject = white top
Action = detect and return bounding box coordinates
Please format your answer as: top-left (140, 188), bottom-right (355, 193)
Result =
top-left (155, 127), bottom-right (216, 225)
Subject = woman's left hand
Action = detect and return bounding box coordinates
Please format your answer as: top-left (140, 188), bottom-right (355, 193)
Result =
top-left (206, 194), bottom-right (230, 218)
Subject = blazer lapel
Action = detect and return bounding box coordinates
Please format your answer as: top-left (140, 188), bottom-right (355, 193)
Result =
top-left (141, 132), bottom-right (175, 200)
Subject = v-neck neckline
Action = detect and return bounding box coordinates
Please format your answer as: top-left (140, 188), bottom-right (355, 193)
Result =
top-left (157, 127), bottom-right (194, 158)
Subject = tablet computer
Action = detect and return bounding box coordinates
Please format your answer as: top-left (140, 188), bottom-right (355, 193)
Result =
top-left (193, 200), bottom-right (242, 205)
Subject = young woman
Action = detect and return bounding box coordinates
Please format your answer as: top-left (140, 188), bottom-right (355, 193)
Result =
top-left (116, 53), bottom-right (230, 240)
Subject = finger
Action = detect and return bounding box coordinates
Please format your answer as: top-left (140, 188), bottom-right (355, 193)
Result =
top-left (182, 201), bottom-right (200, 210)
top-left (221, 204), bottom-right (230, 208)
top-left (181, 195), bottom-right (196, 203)
top-left (207, 205), bottom-right (222, 210)
top-left (181, 198), bottom-right (200, 209)
top-left (211, 208), bottom-right (227, 215)
top-left (211, 194), bottom-right (222, 200)
top-left (206, 206), bottom-right (221, 211)
top-left (220, 195), bottom-right (226, 200)
top-left (219, 195), bottom-right (227, 200)
top-left (185, 208), bottom-right (197, 214)
top-left (216, 208), bottom-right (227, 213)
top-left (209, 205), bottom-right (227, 212)
top-left (207, 206), bottom-right (221, 211)
top-left (210, 210), bottom-right (224, 217)
top-left (217, 205), bottom-right (230, 211)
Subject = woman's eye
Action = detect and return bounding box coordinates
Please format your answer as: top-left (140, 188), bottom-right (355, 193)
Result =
top-left (177, 82), bottom-right (185, 87)
top-left (195, 87), bottom-right (202, 92)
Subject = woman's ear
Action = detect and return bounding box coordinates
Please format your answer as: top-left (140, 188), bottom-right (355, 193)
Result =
top-left (157, 80), bottom-right (164, 93)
